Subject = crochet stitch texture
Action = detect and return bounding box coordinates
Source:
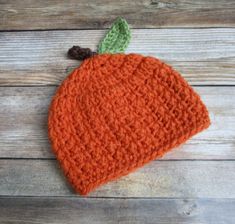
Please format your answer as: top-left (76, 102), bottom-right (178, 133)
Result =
top-left (48, 53), bottom-right (210, 195)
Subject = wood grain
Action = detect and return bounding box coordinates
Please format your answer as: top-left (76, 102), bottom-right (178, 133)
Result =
top-left (0, 29), bottom-right (234, 86)
top-left (0, 86), bottom-right (234, 159)
top-left (0, 159), bottom-right (235, 197)
top-left (0, 0), bottom-right (235, 30)
top-left (0, 197), bottom-right (234, 224)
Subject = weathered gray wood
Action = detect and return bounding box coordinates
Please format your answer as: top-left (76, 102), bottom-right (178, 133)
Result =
top-left (0, 0), bottom-right (235, 30)
top-left (0, 160), bottom-right (235, 197)
top-left (0, 86), bottom-right (234, 159)
top-left (0, 29), bottom-right (234, 86)
top-left (0, 197), bottom-right (234, 224)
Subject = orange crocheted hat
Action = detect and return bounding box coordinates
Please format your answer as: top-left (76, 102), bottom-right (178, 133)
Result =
top-left (48, 18), bottom-right (210, 195)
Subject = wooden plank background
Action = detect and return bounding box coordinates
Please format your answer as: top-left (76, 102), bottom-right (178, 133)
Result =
top-left (0, 29), bottom-right (234, 86)
top-left (0, 0), bottom-right (235, 223)
top-left (0, 0), bottom-right (235, 30)
top-left (0, 86), bottom-right (234, 159)
top-left (1, 160), bottom-right (235, 197)
top-left (1, 198), bottom-right (235, 224)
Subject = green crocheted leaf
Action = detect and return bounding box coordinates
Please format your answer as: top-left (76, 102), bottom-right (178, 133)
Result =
top-left (98, 17), bottom-right (131, 54)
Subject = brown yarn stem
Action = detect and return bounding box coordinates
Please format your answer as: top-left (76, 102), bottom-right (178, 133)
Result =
top-left (68, 46), bottom-right (97, 60)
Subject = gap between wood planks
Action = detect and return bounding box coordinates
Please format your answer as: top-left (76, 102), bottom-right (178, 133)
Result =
top-left (1, 27), bottom-right (235, 32)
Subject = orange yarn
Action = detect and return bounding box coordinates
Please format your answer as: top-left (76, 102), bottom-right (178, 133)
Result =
top-left (48, 53), bottom-right (210, 195)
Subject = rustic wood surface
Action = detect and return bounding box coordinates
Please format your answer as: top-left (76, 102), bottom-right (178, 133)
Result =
top-left (0, 86), bottom-right (234, 159)
top-left (1, 160), bottom-right (235, 197)
top-left (0, 197), bottom-right (235, 224)
top-left (0, 0), bottom-right (235, 223)
top-left (0, 29), bottom-right (234, 86)
top-left (0, 0), bottom-right (235, 30)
